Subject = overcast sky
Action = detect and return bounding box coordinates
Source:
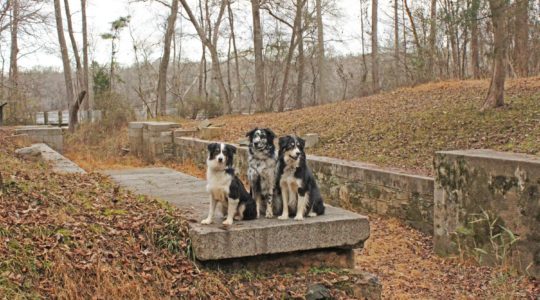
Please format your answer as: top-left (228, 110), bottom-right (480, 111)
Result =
top-left (11, 0), bottom-right (393, 70)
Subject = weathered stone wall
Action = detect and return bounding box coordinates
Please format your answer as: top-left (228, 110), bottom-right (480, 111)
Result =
top-left (15, 126), bottom-right (63, 153)
top-left (434, 150), bottom-right (540, 278)
top-left (172, 136), bottom-right (434, 234)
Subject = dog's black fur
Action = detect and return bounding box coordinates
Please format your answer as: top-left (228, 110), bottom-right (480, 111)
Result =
top-left (202, 143), bottom-right (257, 225)
top-left (246, 128), bottom-right (278, 218)
top-left (275, 136), bottom-right (325, 220)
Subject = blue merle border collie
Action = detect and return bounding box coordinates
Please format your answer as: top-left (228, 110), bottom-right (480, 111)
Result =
top-left (201, 143), bottom-right (257, 225)
top-left (276, 135), bottom-right (325, 220)
top-left (246, 128), bottom-right (278, 218)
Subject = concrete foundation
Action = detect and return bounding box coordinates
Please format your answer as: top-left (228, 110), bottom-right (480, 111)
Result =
top-left (434, 150), bottom-right (540, 278)
top-left (104, 167), bottom-right (370, 264)
top-left (15, 126), bottom-right (63, 153)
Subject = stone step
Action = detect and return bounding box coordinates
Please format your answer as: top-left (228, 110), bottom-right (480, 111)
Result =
top-left (104, 167), bottom-right (370, 262)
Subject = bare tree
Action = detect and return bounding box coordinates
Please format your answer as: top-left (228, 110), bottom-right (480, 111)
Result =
top-left (428, 0), bottom-right (436, 76)
top-left (482, 0), bottom-right (508, 110)
top-left (316, 0), bottom-right (326, 104)
top-left (81, 0), bottom-right (91, 111)
top-left (470, 0), bottom-right (480, 79)
top-left (227, 1), bottom-right (241, 110)
top-left (53, 0), bottom-right (75, 131)
top-left (514, 0), bottom-right (529, 77)
top-left (157, 0), bottom-right (179, 116)
top-left (8, 0), bottom-right (19, 118)
top-left (250, 0), bottom-right (266, 112)
top-left (371, 0), bottom-right (380, 93)
top-left (180, 0), bottom-right (231, 114)
top-left (63, 0), bottom-right (83, 93)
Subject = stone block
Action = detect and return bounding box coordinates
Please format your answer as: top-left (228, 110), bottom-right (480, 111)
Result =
top-left (104, 167), bottom-right (370, 262)
top-left (434, 149), bottom-right (540, 278)
top-left (15, 126), bottom-right (63, 153)
top-left (199, 126), bottom-right (223, 140)
top-left (173, 128), bottom-right (198, 138)
top-left (302, 133), bottom-right (319, 148)
top-left (16, 144), bottom-right (85, 174)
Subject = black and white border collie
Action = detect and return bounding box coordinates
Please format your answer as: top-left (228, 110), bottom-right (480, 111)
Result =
top-left (246, 128), bottom-right (278, 218)
top-left (202, 143), bottom-right (257, 225)
top-left (276, 135), bottom-right (325, 220)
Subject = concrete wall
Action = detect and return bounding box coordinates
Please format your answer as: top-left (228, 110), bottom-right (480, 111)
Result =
top-left (434, 150), bottom-right (540, 278)
top-left (15, 126), bottom-right (63, 153)
top-left (171, 136), bottom-right (434, 234)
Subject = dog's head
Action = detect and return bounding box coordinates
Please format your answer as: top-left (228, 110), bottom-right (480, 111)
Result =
top-left (246, 128), bottom-right (276, 152)
top-left (207, 143), bottom-right (236, 170)
top-left (278, 135), bottom-right (305, 163)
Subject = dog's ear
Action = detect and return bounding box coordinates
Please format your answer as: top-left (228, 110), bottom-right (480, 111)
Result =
top-left (264, 128), bottom-right (276, 141)
top-left (225, 144), bottom-right (237, 155)
top-left (278, 136), bottom-right (289, 151)
top-left (245, 128), bottom-right (258, 140)
top-left (297, 137), bottom-right (306, 150)
top-left (207, 143), bottom-right (219, 153)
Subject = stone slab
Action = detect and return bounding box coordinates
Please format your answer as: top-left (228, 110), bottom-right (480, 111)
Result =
top-left (16, 144), bottom-right (86, 174)
top-left (103, 167), bottom-right (370, 261)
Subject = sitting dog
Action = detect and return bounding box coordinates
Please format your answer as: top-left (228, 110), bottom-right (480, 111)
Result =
top-left (246, 128), bottom-right (278, 218)
top-left (276, 135), bottom-right (325, 220)
top-left (201, 143), bottom-right (257, 225)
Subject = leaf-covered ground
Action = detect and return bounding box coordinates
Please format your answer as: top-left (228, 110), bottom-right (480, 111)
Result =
top-left (185, 77), bottom-right (540, 176)
top-left (0, 129), bottom-right (376, 299)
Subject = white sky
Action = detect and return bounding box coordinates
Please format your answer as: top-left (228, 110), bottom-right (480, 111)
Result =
top-left (13, 0), bottom-right (394, 70)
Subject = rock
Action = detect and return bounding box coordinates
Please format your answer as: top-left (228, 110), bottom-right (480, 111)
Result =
top-left (348, 270), bottom-right (382, 300)
top-left (15, 145), bottom-right (43, 161)
top-left (306, 283), bottom-right (331, 300)
top-left (302, 133), bottom-right (319, 148)
top-left (237, 138), bottom-right (249, 146)
top-left (15, 144), bottom-right (86, 174)
top-left (200, 127), bottom-right (223, 140)
top-left (197, 119), bottom-right (212, 129)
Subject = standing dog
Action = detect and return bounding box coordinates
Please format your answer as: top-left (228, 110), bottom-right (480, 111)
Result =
top-left (246, 128), bottom-right (278, 218)
top-left (276, 135), bottom-right (325, 220)
top-left (202, 143), bottom-right (257, 225)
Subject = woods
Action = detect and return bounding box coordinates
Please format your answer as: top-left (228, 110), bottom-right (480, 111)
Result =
top-left (0, 0), bottom-right (539, 122)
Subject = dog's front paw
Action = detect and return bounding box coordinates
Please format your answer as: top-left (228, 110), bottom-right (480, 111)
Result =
top-left (222, 219), bottom-right (234, 225)
top-left (308, 212), bottom-right (317, 217)
top-left (278, 214), bottom-right (289, 220)
top-left (265, 210), bottom-right (274, 218)
top-left (294, 215), bottom-right (305, 221)
top-left (201, 218), bottom-right (213, 225)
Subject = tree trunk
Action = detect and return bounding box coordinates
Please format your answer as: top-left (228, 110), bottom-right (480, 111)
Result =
top-left (157, 0), bottom-right (179, 116)
top-left (295, 1), bottom-right (305, 109)
top-left (428, 0), bottom-right (436, 76)
top-left (8, 0), bottom-right (19, 120)
top-left (393, 0), bottom-right (399, 78)
top-left (360, 0), bottom-right (368, 83)
top-left (227, 2), bottom-right (242, 111)
top-left (250, 0), bottom-right (266, 112)
top-left (53, 0), bottom-right (75, 131)
top-left (371, 0), bottom-right (380, 93)
top-left (277, 0), bottom-right (304, 112)
top-left (482, 0), bottom-right (507, 110)
top-left (514, 0), bottom-right (529, 77)
top-left (81, 0), bottom-right (91, 111)
top-left (63, 0), bottom-right (82, 89)
top-left (470, 0), bottom-right (480, 79)
top-left (316, 0), bottom-right (326, 104)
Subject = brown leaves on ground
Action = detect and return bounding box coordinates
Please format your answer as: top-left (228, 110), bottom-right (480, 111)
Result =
top-left (357, 216), bottom-right (539, 299)
top-left (183, 77), bottom-right (540, 176)
top-left (0, 129), bottom-right (366, 299)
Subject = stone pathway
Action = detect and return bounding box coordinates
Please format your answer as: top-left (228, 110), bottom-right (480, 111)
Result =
top-left (104, 167), bottom-right (370, 262)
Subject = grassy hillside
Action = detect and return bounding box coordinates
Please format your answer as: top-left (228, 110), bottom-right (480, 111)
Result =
top-left (197, 77), bottom-right (540, 175)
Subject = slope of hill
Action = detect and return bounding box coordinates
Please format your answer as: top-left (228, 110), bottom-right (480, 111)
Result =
top-left (200, 77), bottom-right (540, 175)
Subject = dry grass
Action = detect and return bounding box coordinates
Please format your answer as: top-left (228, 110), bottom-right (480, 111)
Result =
top-left (180, 77), bottom-right (540, 175)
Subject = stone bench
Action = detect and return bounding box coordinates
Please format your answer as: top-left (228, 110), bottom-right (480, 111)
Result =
top-left (104, 167), bottom-right (370, 270)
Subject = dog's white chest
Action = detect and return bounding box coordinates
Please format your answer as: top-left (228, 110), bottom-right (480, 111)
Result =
top-left (206, 171), bottom-right (232, 200)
